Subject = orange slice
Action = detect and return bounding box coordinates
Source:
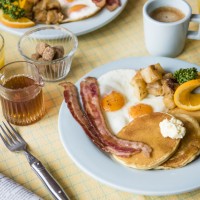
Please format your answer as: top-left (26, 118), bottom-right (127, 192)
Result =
top-left (19, 0), bottom-right (33, 11)
top-left (174, 79), bottom-right (200, 111)
top-left (0, 14), bottom-right (35, 28)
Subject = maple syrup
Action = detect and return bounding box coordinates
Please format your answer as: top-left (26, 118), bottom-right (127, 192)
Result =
top-left (1, 75), bottom-right (45, 125)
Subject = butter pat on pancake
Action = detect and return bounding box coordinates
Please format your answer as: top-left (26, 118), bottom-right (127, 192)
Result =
top-left (58, 0), bottom-right (102, 22)
top-left (158, 114), bottom-right (200, 169)
top-left (113, 112), bottom-right (180, 170)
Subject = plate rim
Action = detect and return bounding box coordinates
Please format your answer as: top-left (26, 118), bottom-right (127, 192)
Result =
top-left (58, 56), bottom-right (200, 196)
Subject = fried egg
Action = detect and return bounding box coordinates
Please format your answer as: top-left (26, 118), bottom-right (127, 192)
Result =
top-left (98, 69), bottom-right (167, 134)
top-left (58, 0), bottom-right (102, 22)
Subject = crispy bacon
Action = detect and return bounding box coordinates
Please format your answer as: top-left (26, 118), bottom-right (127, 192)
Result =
top-left (106, 0), bottom-right (121, 11)
top-left (80, 77), bottom-right (152, 157)
top-left (60, 82), bottom-right (140, 157)
top-left (60, 82), bottom-right (105, 150)
top-left (92, 0), bottom-right (106, 8)
top-left (92, 0), bottom-right (120, 11)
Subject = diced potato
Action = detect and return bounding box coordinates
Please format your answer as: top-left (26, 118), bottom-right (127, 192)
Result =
top-left (147, 81), bottom-right (163, 96)
top-left (131, 70), bottom-right (148, 100)
top-left (132, 78), bottom-right (148, 100)
top-left (162, 78), bottom-right (179, 95)
top-left (162, 73), bottom-right (174, 79)
top-left (133, 70), bottom-right (143, 80)
top-left (162, 78), bottom-right (177, 109)
top-left (154, 63), bottom-right (165, 75)
top-left (140, 65), bottom-right (162, 83)
top-left (163, 93), bottom-right (176, 110)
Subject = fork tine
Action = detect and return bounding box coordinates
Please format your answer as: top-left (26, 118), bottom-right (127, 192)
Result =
top-left (2, 121), bottom-right (22, 143)
top-left (0, 124), bottom-right (14, 144)
top-left (5, 121), bottom-right (26, 143)
top-left (0, 131), bottom-right (10, 148)
top-left (2, 122), bottom-right (18, 141)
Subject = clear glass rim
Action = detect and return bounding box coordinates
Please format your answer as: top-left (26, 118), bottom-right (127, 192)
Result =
top-left (0, 34), bottom-right (4, 53)
top-left (0, 61), bottom-right (43, 93)
top-left (18, 25), bottom-right (78, 64)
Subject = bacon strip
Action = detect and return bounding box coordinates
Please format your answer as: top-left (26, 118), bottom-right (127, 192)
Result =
top-left (80, 77), bottom-right (152, 157)
top-left (92, 0), bottom-right (120, 11)
top-left (106, 0), bottom-right (121, 11)
top-left (60, 82), bottom-right (139, 157)
top-left (60, 82), bottom-right (105, 150)
top-left (92, 0), bottom-right (106, 8)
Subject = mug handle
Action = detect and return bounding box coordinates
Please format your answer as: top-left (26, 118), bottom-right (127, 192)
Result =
top-left (187, 14), bottom-right (200, 40)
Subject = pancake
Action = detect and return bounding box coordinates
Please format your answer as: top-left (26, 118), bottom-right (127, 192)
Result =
top-left (113, 112), bottom-right (181, 170)
top-left (58, 0), bottom-right (102, 23)
top-left (169, 108), bottom-right (200, 124)
top-left (157, 114), bottom-right (200, 169)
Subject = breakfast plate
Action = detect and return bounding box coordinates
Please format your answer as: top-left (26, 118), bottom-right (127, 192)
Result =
top-left (0, 0), bottom-right (127, 37)
top-left (58, 56), bottom-right (200, 196)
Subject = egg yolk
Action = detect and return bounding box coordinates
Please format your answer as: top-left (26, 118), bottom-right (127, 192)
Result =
top-left (101, 91), bottom-right (125, 112)
top-left (68, 4), bottom-right (88, 14)
top-left (129, 103), bottom-right (153, 119)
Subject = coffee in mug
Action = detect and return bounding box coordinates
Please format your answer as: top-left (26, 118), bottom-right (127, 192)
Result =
top-left (150, 6), bottom-right (185, 23)
top-left (143, 0), bottom-right (200, 57)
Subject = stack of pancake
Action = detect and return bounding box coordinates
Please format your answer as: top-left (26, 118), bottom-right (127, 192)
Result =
top-left (113, 112), bottom-right (200, 170)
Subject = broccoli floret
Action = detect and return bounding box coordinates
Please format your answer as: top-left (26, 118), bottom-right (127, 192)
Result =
top-left (0, 0), bottom-right (25, 19)
top-left (174, 67), bottom-right (198, 84)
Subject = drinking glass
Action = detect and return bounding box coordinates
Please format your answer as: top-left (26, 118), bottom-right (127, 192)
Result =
top-left (0, 34), bottom-right (4, 68)
top-left (0, 61), bottom-right (45, 125)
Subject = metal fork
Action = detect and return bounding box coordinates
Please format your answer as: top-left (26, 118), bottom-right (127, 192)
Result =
top-left (0, 121), bottom-right (70, 200)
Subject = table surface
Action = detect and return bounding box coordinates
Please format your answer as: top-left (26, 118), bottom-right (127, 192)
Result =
top-left (1, 0), bottom-right (200, 199)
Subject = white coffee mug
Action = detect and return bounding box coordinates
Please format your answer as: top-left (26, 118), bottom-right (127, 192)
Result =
top-left (143, 0), bottom-right (200, 57)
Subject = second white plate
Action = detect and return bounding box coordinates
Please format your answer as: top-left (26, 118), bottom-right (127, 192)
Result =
top-left (0, 0), bottom-right (127, 37)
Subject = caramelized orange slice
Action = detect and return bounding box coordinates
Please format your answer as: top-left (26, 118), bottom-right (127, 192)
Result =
top-left (0, 14), bottom-right (35, 28)
top-left (174, 79), bottom-right (200, 111)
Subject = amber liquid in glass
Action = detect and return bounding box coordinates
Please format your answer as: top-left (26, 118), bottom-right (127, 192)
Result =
top-left (1, 75), bottom-right (44, 125)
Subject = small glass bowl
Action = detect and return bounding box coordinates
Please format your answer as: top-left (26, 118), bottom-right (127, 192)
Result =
top-left (18, 26), bottom-right (78, 82)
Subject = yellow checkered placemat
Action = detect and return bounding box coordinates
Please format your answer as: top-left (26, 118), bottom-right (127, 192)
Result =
top-left (0, 0), bottom-right (200, 199)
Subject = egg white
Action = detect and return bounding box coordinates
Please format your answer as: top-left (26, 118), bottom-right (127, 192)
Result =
top-left (98, 69), bottom-right (167, 135)
top-left (58, 0), bottom-right (101, 22)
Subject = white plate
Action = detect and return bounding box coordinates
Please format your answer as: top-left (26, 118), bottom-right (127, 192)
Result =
top-left (0, 0), bottom-right (127, 37)
top-left (58, 57), bottom-right (200, 196)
